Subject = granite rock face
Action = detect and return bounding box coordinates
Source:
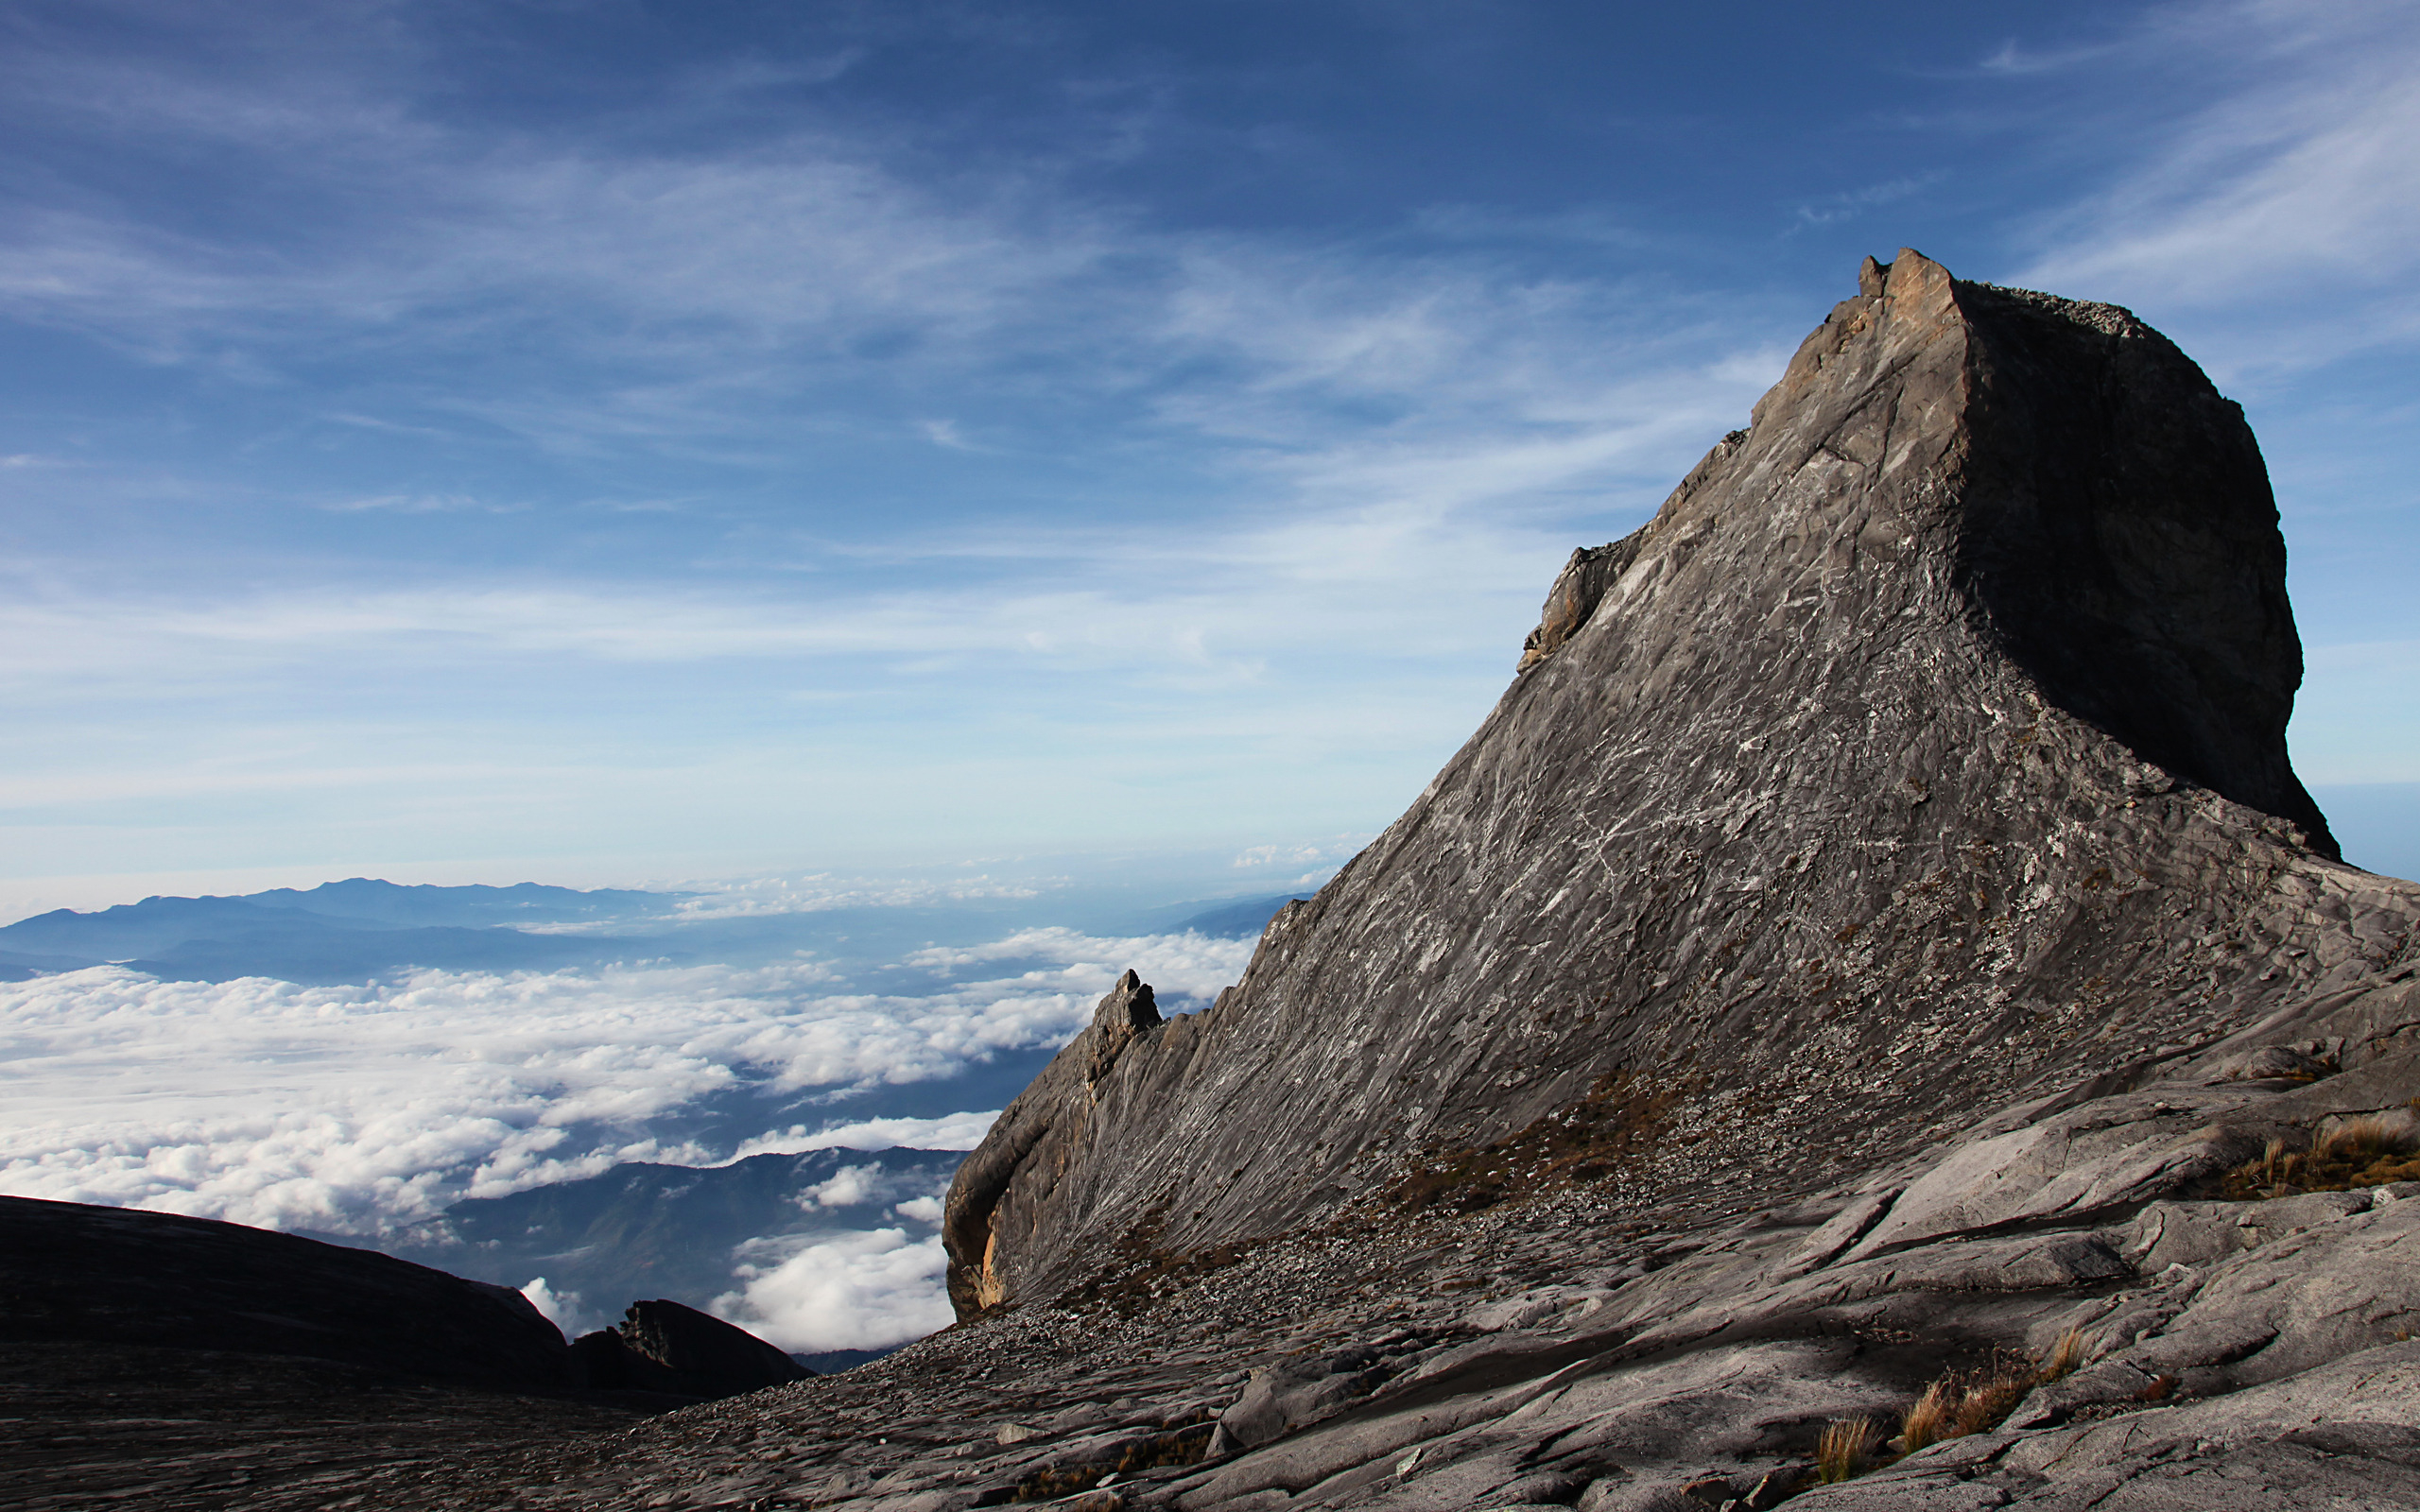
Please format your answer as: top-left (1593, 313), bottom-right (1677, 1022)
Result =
top-left (945, 249), bottom-right (2372, 1314)
top-left (466, 249), bottom-right (2413, 1512)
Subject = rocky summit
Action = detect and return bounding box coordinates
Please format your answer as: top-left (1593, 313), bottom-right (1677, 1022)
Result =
top-left (946, 247), bottom-right (2358, 1315)
top-left (26, 250), bottom-right (2420, 1510)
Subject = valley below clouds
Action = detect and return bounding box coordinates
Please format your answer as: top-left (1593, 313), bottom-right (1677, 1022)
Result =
top-left (0, 883), bottom-right (1263, 1351)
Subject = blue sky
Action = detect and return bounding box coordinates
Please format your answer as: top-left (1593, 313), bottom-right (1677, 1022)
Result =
top-left (6, 0), bottom-right (2419, 911)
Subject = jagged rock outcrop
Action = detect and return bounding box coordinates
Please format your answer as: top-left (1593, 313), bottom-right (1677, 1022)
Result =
top-left (946, 969), bottom-right (1164, 1313)
top-left (572, 1298), bottom-right (809, 1399)
top-left (946, 249), bottom-right (2384, 1315)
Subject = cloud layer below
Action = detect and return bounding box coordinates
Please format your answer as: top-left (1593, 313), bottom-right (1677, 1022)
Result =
top-left (0, 926), bottom-right (1252, 1234)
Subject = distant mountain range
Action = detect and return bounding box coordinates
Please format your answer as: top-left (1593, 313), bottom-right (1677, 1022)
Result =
top-left (0, 878), bottom-right (1308, 985)
top-left (0, 878), bottom-right (683, 984)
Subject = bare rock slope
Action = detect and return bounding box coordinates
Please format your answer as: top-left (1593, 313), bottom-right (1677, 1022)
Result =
top-left (363, 250), bottom-right (2420, 1512)
top-left (947, 248), bottom-right (2374, 1307)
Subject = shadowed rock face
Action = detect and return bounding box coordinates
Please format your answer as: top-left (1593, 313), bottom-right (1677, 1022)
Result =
top-left (572, 1298), bottom-right (809, 1399)
top-left (946, 249), bottom-right (2366, 1315)
top-left (0, 1193), bottom-right (573, 1390)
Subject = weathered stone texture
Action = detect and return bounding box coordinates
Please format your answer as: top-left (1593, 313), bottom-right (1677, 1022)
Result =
top-left (945, 249), bottom-right (2381, 1315)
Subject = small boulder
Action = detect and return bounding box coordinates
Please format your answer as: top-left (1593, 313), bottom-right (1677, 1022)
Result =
top-left (1209, 1348), bottom-right (1390, 1452)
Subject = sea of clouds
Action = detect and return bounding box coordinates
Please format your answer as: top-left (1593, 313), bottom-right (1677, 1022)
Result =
top-left (0, 919), bottom-right (1257, 1350)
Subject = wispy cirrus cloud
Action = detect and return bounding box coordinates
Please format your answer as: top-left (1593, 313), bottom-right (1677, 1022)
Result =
top-left (2010, 1), bottom-right (2420, 375)
top-left (0, 5), bottom-right (1775, 477)
top-left (1790, 172), bottom-right (1948, 231)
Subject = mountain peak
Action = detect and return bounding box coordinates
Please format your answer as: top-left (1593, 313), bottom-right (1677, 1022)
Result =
top-left (946, 250), bottom-right (2361, 1313)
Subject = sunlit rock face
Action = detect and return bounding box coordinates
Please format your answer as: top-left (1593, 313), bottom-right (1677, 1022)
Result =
top-left (946, 249), bottom-right (2378, 1315)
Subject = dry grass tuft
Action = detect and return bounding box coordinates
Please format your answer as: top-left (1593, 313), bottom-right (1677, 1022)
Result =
top-left (2321, 1114), bottom-right (2401, 1162)
top-left (1815, 1418), bottom-right (1876, 1484)
top-left (2039, 1324), bottom-right (2090, 1383)
top-left (1951, 1367), bottom-right (2034, 1436)
top-left (1875, 1329), bottom-right (2099, 1471)
top-left (2222, 1108), bottom-right (2420, 1199)
top-left (1899, 1381), bottom-right (1955, 1456)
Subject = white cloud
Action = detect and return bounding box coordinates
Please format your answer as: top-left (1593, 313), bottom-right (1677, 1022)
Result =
top-left (891, 1194), bottom-right (944, 1225)
top-left (519, 1275), bottom-right (584, 1335)
top-left (797, 1162), bottom-right (886, 1211)
top-left (729, 1111), bottom-right (1000, 1161)
top-left (664, 871), bottom-right (1052, 919)
top-left (715, 1227), bottom-right (955, 1353)
top-left (0, 928), bottom-right (1252, 1234)
top-left (1233, 835), bottom-right (1367, 869)
top-left (2012, 2), bottom-right (2420, 373)
top-left (900, 926), bottom-right (1262, 1001)
top-left (1791, 172), bottom-right (1948, 230)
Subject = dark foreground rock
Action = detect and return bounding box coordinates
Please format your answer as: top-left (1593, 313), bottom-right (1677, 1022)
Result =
top-left (574, 1298), bottom-right (811, 1398)
top-left (0, 1194), bottom-right (795, 1509)
top-left (0, 1193), bottom-right (574, 1389)
top-left (0, 1340), bottom-right (650, 1512)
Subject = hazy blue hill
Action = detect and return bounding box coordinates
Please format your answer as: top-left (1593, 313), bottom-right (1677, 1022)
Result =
top-left (0, 896), bottom-right (394, 959)
top-left (0, 948), bottom-right (108, 977)
top-left (1174, 893), bottom-right (1311, 939)
top-left (119, 924), bottom-right (669, 985)
top-left (241, 878), bottom-right (677, 927)
top-left (362, 1147), bottom-right (964, 1330)
top-left (0, 881), bottom-right (686, 984)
